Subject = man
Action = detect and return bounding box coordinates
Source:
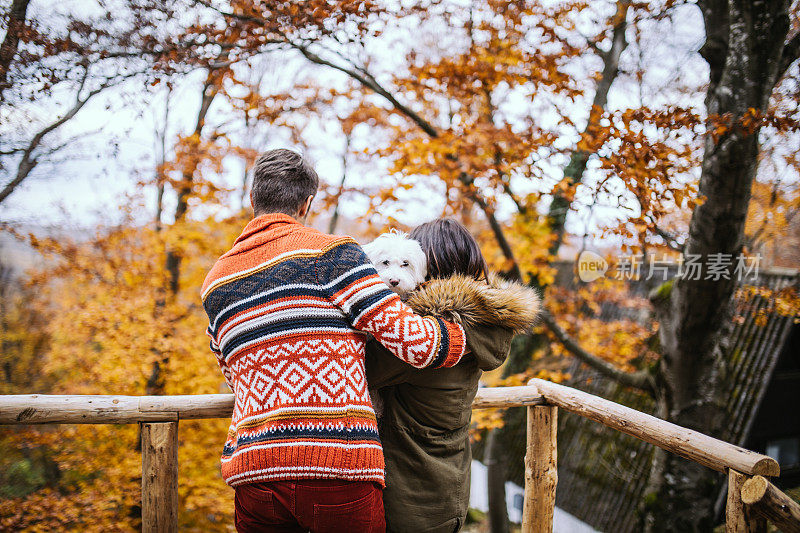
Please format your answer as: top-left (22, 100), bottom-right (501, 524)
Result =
top-left (201, 149), bottom-right (467, 532)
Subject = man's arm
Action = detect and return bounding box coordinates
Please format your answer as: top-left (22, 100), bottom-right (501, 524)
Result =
top-left (316, 239), bottom-right (466, 369)
top-left (366, 323), bottom-right (512, 388)
top-left (206, 327), bottom-right (234, 390)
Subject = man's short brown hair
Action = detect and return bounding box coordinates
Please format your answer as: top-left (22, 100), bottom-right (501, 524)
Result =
top-left (250, 149), bottom-right (319, 216)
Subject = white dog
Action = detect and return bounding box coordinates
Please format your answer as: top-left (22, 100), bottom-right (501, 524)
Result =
top-left (362, 229), bottom-right (427, 298)
top-left (362, 230), bottom-right (428, 417)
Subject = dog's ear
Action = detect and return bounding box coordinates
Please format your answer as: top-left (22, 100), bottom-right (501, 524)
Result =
top-left (408, 240), bottom-right (428, 280)
top-left (361, 240), bottom-right (380, 265)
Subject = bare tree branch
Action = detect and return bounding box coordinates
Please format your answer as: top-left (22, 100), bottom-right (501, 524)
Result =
top-left (154, 86), bottom-right (172, 232)
top-left (289, 41), bottom-right (440, 138)
top-left (188, 0), bottom-right (441, 137)
top-left (467, 189), bottom-right (524, 281)
top-left (0, 71), bottom-right (104, 204)
top-left (653, 225), bottom-right (685, 252)
top-left (328, 134), bottom-right (351, 235)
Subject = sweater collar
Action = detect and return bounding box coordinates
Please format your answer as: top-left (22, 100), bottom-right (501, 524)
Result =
top-left (234, 213), bottom-right (302, 246)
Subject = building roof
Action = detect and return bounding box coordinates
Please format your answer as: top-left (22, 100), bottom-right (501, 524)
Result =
top-left (503, 263), bottom-right (798, 532)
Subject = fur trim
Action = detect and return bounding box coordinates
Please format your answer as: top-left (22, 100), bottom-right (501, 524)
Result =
top-left (405, 274), bottom-right (541, 334)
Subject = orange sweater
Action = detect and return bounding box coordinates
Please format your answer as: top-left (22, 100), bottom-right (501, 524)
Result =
top-left (201, 214), bottom-right (466, 487)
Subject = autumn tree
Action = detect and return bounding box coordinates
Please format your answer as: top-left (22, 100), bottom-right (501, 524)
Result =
top-left (0, 2), bottom-right (404, 529)
top-left (0, 215), bottom-right (253, 530)
top-left (649, 1), bottom-right (798, 529)
top-left (192, 1), bottom-right (800, 530)
top-left (2, 0), bottom-right (800, 531)
top-left (218, 2), bottom-right (690, 528)
top-left (0, 0), bottom-right (224, 207)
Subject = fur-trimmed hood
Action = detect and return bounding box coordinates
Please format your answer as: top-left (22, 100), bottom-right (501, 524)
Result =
top-left (405, 274), bottom-right (542, 335)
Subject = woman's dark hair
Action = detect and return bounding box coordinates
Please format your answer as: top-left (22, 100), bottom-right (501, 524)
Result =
top-left (409, 219), bottom-right (489, 281)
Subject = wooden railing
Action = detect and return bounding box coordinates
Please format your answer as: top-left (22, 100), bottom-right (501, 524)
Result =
top-left (1, 379), bottom-right (798, 533)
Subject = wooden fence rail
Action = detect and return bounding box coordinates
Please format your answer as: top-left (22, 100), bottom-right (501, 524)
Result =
top-left (0, 385), bottom-right (545, 425)
top-left (528, 378), bottom-right (779, 477)
top-left (741, 475), bottom-right (800, 533)
top-left (0, 382), bottom-right (795, 533)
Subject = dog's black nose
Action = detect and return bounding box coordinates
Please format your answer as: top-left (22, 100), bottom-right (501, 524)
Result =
top-left (390, 280), bottom-right (399, 286)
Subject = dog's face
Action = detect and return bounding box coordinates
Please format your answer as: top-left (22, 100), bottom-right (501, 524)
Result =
top-left (362, 230), bottom-right (427, 297)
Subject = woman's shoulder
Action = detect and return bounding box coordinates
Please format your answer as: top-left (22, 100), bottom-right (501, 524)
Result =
top-left (405, 273), bottom-right (541, 333)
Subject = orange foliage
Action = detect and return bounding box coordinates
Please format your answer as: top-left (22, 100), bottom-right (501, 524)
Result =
top-left (745, 181), bottom-right (800, 268)
top-left (546, 279), bottom-right (660, 373)
top-left (1, 213), bottom-right (251, 531)
top-left (3, 0), bottom-right (800, 528)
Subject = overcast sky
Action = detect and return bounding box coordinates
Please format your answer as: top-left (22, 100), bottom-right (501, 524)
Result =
top-left (0, 0), bottom-right (742, 252)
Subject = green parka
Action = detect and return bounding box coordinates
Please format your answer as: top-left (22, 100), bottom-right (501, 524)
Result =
top-left (366, 274), bottom-right (541, 533)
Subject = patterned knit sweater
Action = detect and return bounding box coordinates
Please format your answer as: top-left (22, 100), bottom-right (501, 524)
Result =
top-left (201, 214), bottom-right (466, 487)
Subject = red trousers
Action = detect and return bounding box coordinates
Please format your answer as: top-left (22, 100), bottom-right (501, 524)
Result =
top-left (234, 479), bottom-right (386, 533)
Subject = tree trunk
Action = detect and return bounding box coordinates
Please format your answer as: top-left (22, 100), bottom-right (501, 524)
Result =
top-left (653, 1), bottom-right (791, 529)
top-left (485, 428), bottom-right (510, 533)
top-left (154, 87), bottom-right (171, 232)
top-left (0, 0), bottom-right (30, 101)
top-left (164, 74), bottom-right (218, 294)
top-left (328, 134), bottom-right (351, 235)
top-left (546, 0), bottom-right (630, 255)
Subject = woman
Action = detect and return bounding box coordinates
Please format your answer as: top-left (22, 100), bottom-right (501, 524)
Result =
top-left (365, 219), bottom-right (541, 533)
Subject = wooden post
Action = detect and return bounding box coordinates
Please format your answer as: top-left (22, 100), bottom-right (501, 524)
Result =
top-left (522, 405), bottom-right (558, 533)
top-left (726, 470), bottom-right (766, 533)
top-left (141, 421), bottom-right (178, 533)
top-left (741, 475), bottom-right (800, 533)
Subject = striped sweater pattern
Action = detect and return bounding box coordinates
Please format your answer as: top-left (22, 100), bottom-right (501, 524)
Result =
top-left (201, 214), bottom-right (466, 487)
